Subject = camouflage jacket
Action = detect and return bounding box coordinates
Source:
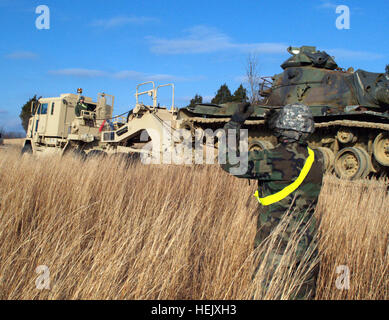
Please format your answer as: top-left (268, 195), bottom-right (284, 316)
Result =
top-left (220, 120), bottom-right (325, 217)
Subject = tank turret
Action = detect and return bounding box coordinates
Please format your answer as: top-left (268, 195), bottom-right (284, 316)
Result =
top-left (261, 45), bottom-right (389, 111)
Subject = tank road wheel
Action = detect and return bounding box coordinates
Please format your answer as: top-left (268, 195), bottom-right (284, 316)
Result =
top-left (248, 140), bottom-right (274, 152)
top-left (180, 120), bottom-right (195, 134)
top-left (373, 133), bottom-right (389, 167)
top-left (179, 120), bottom-right (196, 142)
top-left (336, 128), bottom-right (355, 144)
top-left (334, 147), bottom-right (371, 180)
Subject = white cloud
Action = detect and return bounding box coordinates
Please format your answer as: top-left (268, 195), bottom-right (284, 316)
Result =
top-left (325, 48), bottom-right (385, 60)
top-left (48, 68), bottom-right (107, 77)
top-left (112, 70), bottom-right (189, 81)
top-left (112, 70), bottom-right (144, 79)
top-left (317, 1), bottom-right (338, 10)
top-left (90, 16), bottom-right (158, 28)
top-left (147, 25), bottom-right (287, 55)
top-left (316, 1), bottom-right (364, 14)
top-left (5, 51), bottom-right (38, 60)
top-left (48, 68), bottom-right (196, 82)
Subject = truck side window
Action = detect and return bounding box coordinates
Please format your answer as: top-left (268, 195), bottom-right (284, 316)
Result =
top-left (41, 103), bottom-right (48, 115)
top-left (51, 102), bottom-right (55, 115)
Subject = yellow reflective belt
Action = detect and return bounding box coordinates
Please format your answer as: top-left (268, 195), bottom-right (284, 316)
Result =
top-left (254, 147), bottom-right (315, 206)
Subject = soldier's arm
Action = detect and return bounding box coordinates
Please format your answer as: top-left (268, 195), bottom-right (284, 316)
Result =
top-left (75, 104), bottom-right (81, 117)
top-left (219, 120), bottom-right (271, 179)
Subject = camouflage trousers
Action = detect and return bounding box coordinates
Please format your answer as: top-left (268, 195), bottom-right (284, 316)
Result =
top-left (254, 201), bottom-right (319, 300)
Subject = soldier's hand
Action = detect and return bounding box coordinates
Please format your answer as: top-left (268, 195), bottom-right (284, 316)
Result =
top-left (231, 102), bottom-right (254, 123)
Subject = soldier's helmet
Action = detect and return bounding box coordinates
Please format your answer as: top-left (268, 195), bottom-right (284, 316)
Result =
top-left (79, 96), bottom-right (85, 102)
top-left (268, 103), bottom-right (315, 141)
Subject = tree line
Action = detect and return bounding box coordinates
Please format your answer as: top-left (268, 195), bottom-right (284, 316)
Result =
top-left (187, 83), bottom-right (248, 108)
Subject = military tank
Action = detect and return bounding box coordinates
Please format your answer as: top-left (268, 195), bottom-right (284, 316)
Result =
top-left (179, 46), bottom-right (389, 179)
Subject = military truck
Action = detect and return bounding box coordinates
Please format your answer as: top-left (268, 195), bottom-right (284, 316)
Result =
top-left (22, 89), bottom-right (115, 156)
top-left (183, 46), bottom-right (389, 179)
top-left (22, 82), bottom-right (197, 162)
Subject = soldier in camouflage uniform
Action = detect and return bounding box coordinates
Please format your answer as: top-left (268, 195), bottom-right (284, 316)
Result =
top-left (75, 96), bottom-right (88, 117)
top-left (220, 102), bottom-right (325, 299)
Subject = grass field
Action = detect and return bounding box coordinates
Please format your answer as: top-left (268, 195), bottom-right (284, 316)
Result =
top-left (0, 148), bottom-right (387, 299)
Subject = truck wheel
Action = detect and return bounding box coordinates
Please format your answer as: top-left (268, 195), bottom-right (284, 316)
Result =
top-left (21, 144), bottom-right (33, 155)
top-left (127, 152), bottom-right (140, 164)
top-left (111, 152), bottom-right (140, 166)
top-left (71, 149), bottom-right (87, 160)
top-left (87, 150), bottom-right (107, 159)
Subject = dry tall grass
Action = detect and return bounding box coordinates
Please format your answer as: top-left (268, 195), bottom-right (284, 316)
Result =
top-left (316, 176), bottom-right (388, 299)
top-left (3, 138), bottom-right (24, 146)
top-left (0, 149), bottom-right (387, 299)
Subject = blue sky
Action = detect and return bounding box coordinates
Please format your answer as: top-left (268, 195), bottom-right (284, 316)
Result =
top-left (0, 0), bottom-right (388, 132)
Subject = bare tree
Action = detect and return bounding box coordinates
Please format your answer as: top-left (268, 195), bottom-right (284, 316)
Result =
top-left (245, 53), bottom-right (261, 104)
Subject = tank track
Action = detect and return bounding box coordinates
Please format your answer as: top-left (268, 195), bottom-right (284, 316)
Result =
top-left (185, 117), bottom-right (389, 179)
top-left (186, 117), bottom-right (389, 131)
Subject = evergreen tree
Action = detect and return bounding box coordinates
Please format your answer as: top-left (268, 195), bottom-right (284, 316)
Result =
top-left (187, 94), bottom-right (203, 108)
top-left (232, 84), bottom-right (248, 102)
top-left (211, 84), bottom-right (233, 104)
top-left (19, 95), bottom-right (37, 132)
top-left (386, 64), bottom-right (389, 75)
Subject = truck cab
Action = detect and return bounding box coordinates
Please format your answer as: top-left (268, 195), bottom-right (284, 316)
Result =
top-left (22, 90), bottom-right (113, 155)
